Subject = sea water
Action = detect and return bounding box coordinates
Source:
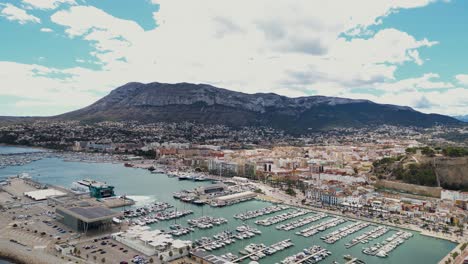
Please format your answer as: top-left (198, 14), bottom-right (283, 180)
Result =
top-left (0, 146), bottom-right (457, 264)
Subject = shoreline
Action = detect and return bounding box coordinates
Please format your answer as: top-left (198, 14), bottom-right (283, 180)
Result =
top-left (0, 145), bottom-right (464, 263)
top-left (257, 195), bottom-right (463, 243)
top-left (0, 144), bottom-right (48, 153)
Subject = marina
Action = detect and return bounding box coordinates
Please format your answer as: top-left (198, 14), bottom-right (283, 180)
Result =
top-left (153, 209), bottom-right (193, 221)
top-left (122, 201), bottom-right (173, 218)
top-left (280, 245), bottom-right (331, 264)
top-left (345, 226), bottom-right (390, 248)
top-left (167, 224), bottom-right (194, 237)
top-left (255, 209), bottom-right (310, 226)
top-left (321, 221), bottom-right (370, 244)
top-left (296, 217), bottom-right (347, 237)
top-left (194, 225), bottom-right (261, 251)
top-left (276, 213), bottom-right (327, 231)
top-left (233, 204), bottom-right (290, 220)
top-left (187, 216), bottom-right (228, 229)
top-left (0, 148), bottom-right (458, 264)
top-left (363, 231), bottom-right (413, 258)
top-left (233, 239), bottom-right (294, 262)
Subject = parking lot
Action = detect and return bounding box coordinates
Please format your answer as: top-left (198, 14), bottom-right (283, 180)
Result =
top-left (75, 236), bottom-right (150, 264)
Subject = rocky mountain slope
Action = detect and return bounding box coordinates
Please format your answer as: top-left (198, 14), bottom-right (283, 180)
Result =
top-left (57, 82), bottom-right (461, 132)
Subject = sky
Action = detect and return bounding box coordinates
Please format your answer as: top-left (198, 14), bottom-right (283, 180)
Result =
top-left (0, 0), bottom-right (467, 117)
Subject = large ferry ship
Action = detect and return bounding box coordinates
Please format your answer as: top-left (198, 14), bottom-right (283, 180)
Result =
top-left (70, 179), bottom-right (93, 193)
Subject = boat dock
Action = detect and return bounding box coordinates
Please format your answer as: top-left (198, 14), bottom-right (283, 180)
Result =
top-left (233, 204), bottom-right (290, 220)
top-left (233, 239), bottom-right (294, 263)
top-left (294, 249), bottom-right (328, 264)
top-left (255, 209), bottom-right (310, 226)
top-left (345, 225), bottom-right (390, 248)
top-left (296, 217), bottom-right (346, 237)
top-left (321, 221), bottom-right (370, 244)
top-left (363, 231), bottom-right (413, 258)
top-left (276, 213), bottom-right (327, 231)
top-left (280, 246), bottom-right (331, 264)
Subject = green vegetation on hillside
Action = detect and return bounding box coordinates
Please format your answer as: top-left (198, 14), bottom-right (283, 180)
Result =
top-left (405, 146), bottom-right (468, 157)
top-left (442, 146), bottom-right (468, 157)
top-left (393, 163), bottom-right (438, 186)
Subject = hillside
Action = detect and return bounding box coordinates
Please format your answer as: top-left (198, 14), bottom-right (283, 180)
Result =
top-left (56, 82), bottom-right (461, 133)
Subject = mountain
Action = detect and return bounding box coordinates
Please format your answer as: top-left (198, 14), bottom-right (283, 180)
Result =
top-left (57, 82), bottom-right (461, 133)
top-left (453, 115), bottom-right (468, 122)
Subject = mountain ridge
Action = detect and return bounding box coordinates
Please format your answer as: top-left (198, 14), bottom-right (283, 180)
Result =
top-left (54, 82), bottom-right (461, 133)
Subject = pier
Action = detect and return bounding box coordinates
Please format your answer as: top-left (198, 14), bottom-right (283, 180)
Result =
top-left (233, 239), bottom-right (293, 263)
top-left (255, 209), bottom-right (310, 226)
top-left (363, 231), bottom-right (413, 257)
top-left (276, 213), bottom-right (327, 231)
top-left (322, 221), bottom-right (370, 244)
top-left (345, 226), bottom-right (390, 248)
top-left (233, 246), bottom-right (267, 263)
top-left (294, 249), bottom-right (328, 264)
top-left (297, 217), bottom-right (346, 237)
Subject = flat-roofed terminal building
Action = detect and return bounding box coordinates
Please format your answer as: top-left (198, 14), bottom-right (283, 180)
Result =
top-left (55, 202), bottom-right (121, 233)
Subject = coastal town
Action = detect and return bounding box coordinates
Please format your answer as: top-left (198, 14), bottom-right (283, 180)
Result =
top-left (0, 120), bottom-right (467, 264)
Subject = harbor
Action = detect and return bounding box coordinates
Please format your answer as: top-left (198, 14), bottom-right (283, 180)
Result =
top-left (0, 147), bottom-right (458, 264)
top-left (255, 209), bottom-right (310, 226)
top-left (280, 245), bottom-right (331, 264)
top-left (362, 231), bottom-right (413, 258)
top-left (296, 217), bottom-right (347, 237)
top-left (321, 221), bottom-right (370, 244)
top-left (233, 239), bottom-right (294, 262)
top-left (345, 226), bottom-right (390, 248)
top-left (276, 213), bottom-right (328, 231)
top-left (234, 204), bottom-right (290, 220)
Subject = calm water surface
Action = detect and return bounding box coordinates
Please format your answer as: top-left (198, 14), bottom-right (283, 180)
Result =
top-left (0, 145), bottom-right (44, 154)
top-left (0, 146), bottom-right (456, 264)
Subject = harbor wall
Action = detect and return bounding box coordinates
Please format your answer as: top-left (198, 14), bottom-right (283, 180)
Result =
top-left (375, 180), bottom-right (442, 198)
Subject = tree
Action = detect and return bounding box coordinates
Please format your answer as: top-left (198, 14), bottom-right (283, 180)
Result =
top-left (101, 257), bottom-right (106, 263)
top-left (421, 147), bottom-right (435, 157)
top-left (169, 251), bottom-right (173, 257)
top-left (285, 187), bottom-right (296, 196)
top-left (149, 258), bottom-right (154, 263)
top-left (406, 147), bottom-right (417, 154)
top-left (179, 248), bottom-right (183, 255)
top-left (159, 255), bottom-right (163, 261)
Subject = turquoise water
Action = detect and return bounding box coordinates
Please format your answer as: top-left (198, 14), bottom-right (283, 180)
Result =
top-left (0, 147), bottom-right (456, 264)
top-left (0, 145), bottom-right (44, 154)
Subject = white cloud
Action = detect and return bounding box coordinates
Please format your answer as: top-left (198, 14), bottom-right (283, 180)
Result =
top-left (21, 0), bottom-right (76, 10)
top-left (0, 3), bottom-right (40, 24)
top-left (40, 27), bottom-right (53, 32)
top-left (2, 0), bottom-right (464, 116)
top-left (48, 3), bottom-right (438, 91)
top-left (375, 73), bottom-right (454, 91)
top-left (455, 74), bottom-right (468, 86)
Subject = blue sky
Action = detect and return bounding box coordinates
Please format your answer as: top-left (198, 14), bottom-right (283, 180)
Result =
top-left (0, 0), bottom-right (467, 116)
